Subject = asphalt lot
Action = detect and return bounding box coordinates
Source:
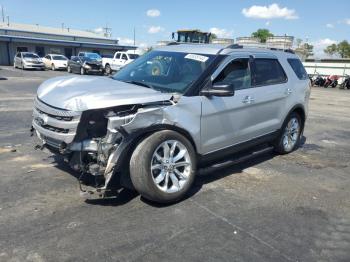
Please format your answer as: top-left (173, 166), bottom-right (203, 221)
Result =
top-left (0, 66), bottom-right (349, 262)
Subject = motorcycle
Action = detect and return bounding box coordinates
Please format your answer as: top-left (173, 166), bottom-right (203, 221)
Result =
top-left (324, 75), bottom-right (339, 88)
top-left (339, 74), bottom-right (350, 89)
top-left (313, 73), bottom-right (326, 87)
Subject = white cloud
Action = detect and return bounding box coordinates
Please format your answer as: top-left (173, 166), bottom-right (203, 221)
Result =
top-left (147, 9), bottom-right (160, 17)
top-left (148, 26), bottom-right (164, 34)
top-left (209, 27), bottom-right (234, 38)
top-left (345, 19), bottom-right (350, 25)
top-left (326, 23), bottom-right (334, 28)
top-left (242, 3), bottom-right (298, 20)
top-left (117, 37), bottom-right (135, 45)
top-left (93, 27), bottom-right (104, 34)
top-left (265, 21), bottom-right (271, 26)
top-left (117, 37), bottom-right (148, 48)
top-left (312, 38), bottom-right (338, 58)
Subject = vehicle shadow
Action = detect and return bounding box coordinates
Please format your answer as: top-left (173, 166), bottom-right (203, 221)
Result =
top-left (52, 137), bottom-right (307, 207)
top-left (143, 150), bottom-right (276, 208)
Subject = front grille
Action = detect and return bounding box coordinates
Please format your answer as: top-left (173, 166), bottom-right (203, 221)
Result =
top-left (32, 98), bottom-right (81, 146)
top-left (35, 107), bottom-right (73, 121)
top-left (87, 63), bottom-right (101, 70)
top-left (40, 124), bottom-right (69, 134)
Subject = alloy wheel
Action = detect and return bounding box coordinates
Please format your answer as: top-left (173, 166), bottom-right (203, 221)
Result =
top-left (151, 140), bottom-right (192, 193)
top-left (282, 117), bottom-right (300, 152)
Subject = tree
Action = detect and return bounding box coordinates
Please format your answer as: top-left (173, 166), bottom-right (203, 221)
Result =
top-left (324, 43), bottom-right (337, 56)
top-left (324, 41), bottom-right (350, 58)
top-left (296, 38), bottom-right (303, 48)
top-left (209, 33), bottom-right (217, 42)
top-left (303, 43), bottom-right (314, 58)
top-left (295, 41), bottom-right (314, 60)
top-left (251, 29), bottom-right (274, 43)
top-left (337, 41), bottom-right (350, 58)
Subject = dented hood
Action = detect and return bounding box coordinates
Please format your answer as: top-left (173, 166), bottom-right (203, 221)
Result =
top-left (37, 76), bottom-right (172, 111)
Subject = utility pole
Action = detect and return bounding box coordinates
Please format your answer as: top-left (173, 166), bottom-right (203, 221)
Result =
top-left (6, 15), bottom-right (9, 26)
top-left (1, 5), bottom-right (4, 23)
top-left (102, 23), bottom-right (112, 38)
top-left (133, 27), bottom-right (136, 54)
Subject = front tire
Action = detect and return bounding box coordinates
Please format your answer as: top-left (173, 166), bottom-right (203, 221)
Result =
top-left (274, 112), bottom-right (303, 154)
top-left (51, 64), bottom-right (55, 71)
top-left (130, 130), bottom-right (196, 204)
top-left (105, 64), bottom-right (111, 75)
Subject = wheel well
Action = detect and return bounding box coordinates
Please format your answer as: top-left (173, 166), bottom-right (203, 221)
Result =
top-left (105, 63), bottom-right (110, 67)
top-left (125, 125), bottom-right (197, 161)
top-left (290, 106), bottom-right (306, 133)
top-left (116, 125), bottom-right (197, 189)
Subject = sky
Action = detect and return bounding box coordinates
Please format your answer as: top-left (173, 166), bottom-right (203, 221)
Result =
top-left (1, 0), bottom-right (350, 57)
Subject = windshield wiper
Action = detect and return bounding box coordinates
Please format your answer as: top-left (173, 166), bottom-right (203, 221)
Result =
top-left (124, 80), bottom-right (154, 89)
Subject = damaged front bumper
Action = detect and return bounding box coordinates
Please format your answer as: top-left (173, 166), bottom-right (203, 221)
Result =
top-left (31, 95), bottom-right (195, 199)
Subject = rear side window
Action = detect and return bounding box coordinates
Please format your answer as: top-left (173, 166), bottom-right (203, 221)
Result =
top-left (287, 58), bottom-right (308, 80)
top-left (253, 59), bottom-right (287, 86)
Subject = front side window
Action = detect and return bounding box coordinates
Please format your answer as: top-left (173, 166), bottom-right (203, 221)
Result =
top-left (287, 58), bottom-right (308, 80)
top-left (214, 58), bottom-right (251, 90)
top-left (113, 50), bottom-right (215, 94)
top-left (115, 53), bottom-right (121, 59)
top-left (253, 59), bottom-right (287, 86)
top-left (122, 54), bottom-right (128, 60)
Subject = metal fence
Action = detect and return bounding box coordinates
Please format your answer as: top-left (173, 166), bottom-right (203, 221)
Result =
top-left (303, 61), bottom-right (350, 81)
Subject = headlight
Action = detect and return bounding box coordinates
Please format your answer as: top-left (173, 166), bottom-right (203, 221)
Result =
top-left (83, 63), bottom-right (91, 69)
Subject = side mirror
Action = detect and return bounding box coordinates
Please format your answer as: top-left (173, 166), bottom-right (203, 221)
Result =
top-left (200, 83), bottom-right (235, 97)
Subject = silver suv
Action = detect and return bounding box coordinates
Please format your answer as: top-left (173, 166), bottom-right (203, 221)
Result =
top-left (31, 44), bottom-right (310, 203)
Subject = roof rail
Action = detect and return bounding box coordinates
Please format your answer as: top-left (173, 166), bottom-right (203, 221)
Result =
top-left (269, 47), bottom-right (295, 54)
top-left (166, 41), bottom-right (180, 46)
top-left (225, 44), bottom-right (243, 49)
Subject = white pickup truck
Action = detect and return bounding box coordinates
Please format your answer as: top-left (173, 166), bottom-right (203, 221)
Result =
top-left (102, 52), bottom-right (139, 74)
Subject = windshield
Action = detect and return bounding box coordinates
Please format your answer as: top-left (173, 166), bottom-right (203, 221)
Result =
top-left (85, 53), bottom-right (101, 60)
top-left (23, 53), bottom-right (39, 59)
top-left (113, 50), bottom-right (215, 94)
top-left (52, 55), bottom-right (67, 60)
top-left (128, 54), bottom-right (139, 59)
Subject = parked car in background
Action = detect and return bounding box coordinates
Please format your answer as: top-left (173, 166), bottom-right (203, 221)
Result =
top-left (13, 52), bottom-right (45, 70)
top-left (42, 54), bottom-right (68, 70)
top-left (102, 51), bottom-right (139, 74)
top-left (67, 52), bottom-right (104, 75)
top-left (31, 44), bottom-right (310, 204)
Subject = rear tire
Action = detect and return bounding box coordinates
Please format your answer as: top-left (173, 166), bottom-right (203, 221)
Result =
top-left (130, 130), bottom-right (196, 204)
top-left (274, 112), bottom-right (303, 154)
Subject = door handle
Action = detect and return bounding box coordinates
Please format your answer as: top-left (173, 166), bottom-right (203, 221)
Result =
top-left (285, 88), bottom-right (292, 95)
top-left (242, 96), bottom-right (255, 104)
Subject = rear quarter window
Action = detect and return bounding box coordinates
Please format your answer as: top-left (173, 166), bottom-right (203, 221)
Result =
top-left (287, 58), bottom-right (308, 80)
top-left (253, 58), bottom-right (287, 86)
